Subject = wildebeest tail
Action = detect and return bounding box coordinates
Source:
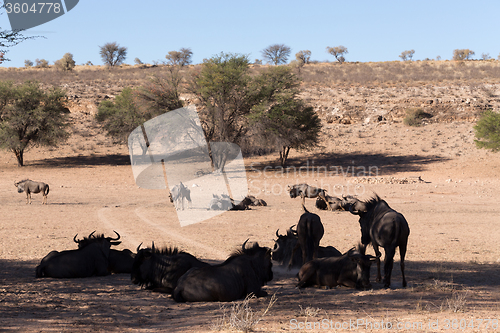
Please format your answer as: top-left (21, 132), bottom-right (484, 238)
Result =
top-left (301, 203), bottom-right (309, 213)
top-left (45, 184), bottom-right (49, 196)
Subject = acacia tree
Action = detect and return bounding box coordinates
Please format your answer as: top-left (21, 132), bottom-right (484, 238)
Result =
top-left (99, 42), bottom-right (127, 66)
top-left (474, 110), bottom-right (500, 151)
top-left (249, 66), bottom-right (321, 167)
top-left (165, 47), bottom-right (193, 66)
top-left (399, 49), bottom-right (415, 61)
top-left (261, 44), bottom-right (291, 65)
top-left (453, 49), bottom-right (475, 61)
top-left (0, 81), bottom-right (69, 166)
top-left (326, 45), bottom-right (348, 63)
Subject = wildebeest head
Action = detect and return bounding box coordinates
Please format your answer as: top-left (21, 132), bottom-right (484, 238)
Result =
top-left (348, 244), bottom-right (379, 290)
top-left (232, 239), bottom-right (273, 283)
top-left (347, 196), bottom-right (382, 245)
top-left (131, 243), bottom-right (179, 288)
top-left (73, 230), bottom-right (122, 248)
top-left (271, 225), bottom-right (298, 264)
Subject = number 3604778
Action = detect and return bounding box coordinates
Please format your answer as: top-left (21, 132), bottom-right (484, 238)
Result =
top-left (5, 2), bottom-right (62, 14)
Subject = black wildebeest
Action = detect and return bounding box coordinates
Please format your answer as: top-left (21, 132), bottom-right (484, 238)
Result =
top-left (296, 244), bottom-right (378, 290)
top-left (347, 195), bottom-right (410, 288)
top-left (14, 179), bottom-right (50, 204)
top-left (131, 243), bottom-right (210, 293)
top-left (289, 205), bottom-right (325, 267)
top-left (245, 195), bottom-right (267, 206)
top-left (73, 231), bottom-right (135, 274)
top-left (272, 226), bottom-right (341, 268)
top-left (35, 233), bottom-right (118, 278)
top-left (288, 183), bottom-right (332, 210)
top-left (169, 182), bottom-right (192, 210)
top-left (173, 240), bottom-right (273, 302)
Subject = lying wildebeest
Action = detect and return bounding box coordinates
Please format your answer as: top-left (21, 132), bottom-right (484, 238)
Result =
top-left (245, 195), bottom-right (267, 206)
top-left (347, 195), bottom-right (410, 288)
top-left (35, 232), bottom-right (120, 278)
top-left (289, 205), bottom-right (324, 267)
top-left (208, 194), bottom-right (233, 210)
top-left (296, 244), bottom-right (378, 289)
top-left (170, 182), bottom-right (192, 210)
top-left (288, 183), bottom-right (332, 210)
top-left (14, 179), bottom-right (50, 204)
top-left (173, 240), bottom-right (273, 302)
top-left (272, 226), bottom-right (341, 268)
top-left (131, 243), bottom-right (210, 293)
top-left (73, 231), bottom-right (135, 274)
top-left (315, 194), bottom-right (359, 211)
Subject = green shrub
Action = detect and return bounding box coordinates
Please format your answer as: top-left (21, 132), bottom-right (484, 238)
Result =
top-left (403, 108), bottom-right (432, 127)
top-left (474, 110), bottom-right (500, 151)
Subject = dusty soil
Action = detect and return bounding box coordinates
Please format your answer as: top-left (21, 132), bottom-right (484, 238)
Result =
top-left (1, 77), bottom-right (500, 331)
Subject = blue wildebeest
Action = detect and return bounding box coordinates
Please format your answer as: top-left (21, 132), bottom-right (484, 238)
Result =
top-left (131, 243), bottom-right (210, 294)
top-left (347, 195), bottom-right (410, 288)
top-left (35, 232), bottom-right (121, 278)
top-left (288, 184), bottom-right (332, 210)
top-left (296, 244), bottom-right (378, 290)
top-left (173, 240), bottom-right (273, 302)
top-left (272, 226), bottom-right (341, 269)
top-left (14, 179), bottom-right (49, 204)
top-left (289, 204), bottom-right (324, 267)
top-left (169, 182), bottom-right (192, 210)
top-left (73, 231), bottom-right (135, 274)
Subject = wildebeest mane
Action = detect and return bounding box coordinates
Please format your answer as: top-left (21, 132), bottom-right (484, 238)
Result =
top-left (228, 241), bottom-right (268, 260)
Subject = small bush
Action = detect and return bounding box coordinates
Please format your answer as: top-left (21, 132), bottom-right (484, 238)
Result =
top-left (24, 59), bottom-right (33, 68)
top-left (474, 110), bottom-right (500, 151)
top-left (404, 108), bottom-right (432, 126)
top-left (35, 58), bottom-right (49, 68)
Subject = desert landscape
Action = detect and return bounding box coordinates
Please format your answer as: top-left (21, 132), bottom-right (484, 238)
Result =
top-left (1, 62), bottom-right (500, 332)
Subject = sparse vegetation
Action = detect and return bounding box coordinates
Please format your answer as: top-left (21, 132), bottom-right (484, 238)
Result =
top-left (453, 49), bottom-right (475, 61)
top-left (400, 49), bottom-right (415, 61)
top-left (35, 58), bottom-right (49, 68)
top-left (54, 53), bottom-right (76, 71)
top-left (403, 108), bottom-right (433, 127)
top-left (326, 45), bottom-right (348, 63)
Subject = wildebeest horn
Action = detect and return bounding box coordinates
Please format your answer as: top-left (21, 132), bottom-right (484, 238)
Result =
top-left (349, 204), bottom-right (360, 215)
top-left (73, 234), bottom-right (81, 243)
top-left (136, 242), bottom-right (143, 253)
top-left (242, 238), bottom-right (250, 251)
top-left (276, 229), bottom-right (280, 238)
top-left (271, 241), bottom-right (280, 253)
top-left (88, 230), bottom-right (96, 238)
top-left (110, 230), bottom-right (120, 241)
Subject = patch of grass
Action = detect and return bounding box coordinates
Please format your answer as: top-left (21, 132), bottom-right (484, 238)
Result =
top-left (404, 108), bottom-right (433, 127)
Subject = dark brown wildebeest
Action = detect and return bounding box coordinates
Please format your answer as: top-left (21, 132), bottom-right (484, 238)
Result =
top-left (14, 179), bottom-right (50, 204)
top-left (288, 183), bottom-right (332, 210)
top-left (131, 243), bottom-right (210, 293)
top-left (347, 195), bottom-right (410, 288)
top-left (296, 243), bottom-right (378, 289)
top-left (289, 205), bottom-right (324, 267)
top-left (173, 240), bottom-right (273, 302)
top-left (245, 195), bottom-right (267, 206)
top-left (169, 182), bottom-right (192, 210)
top-left (272, 226), bottom-right (341, 269)
top-left (73, 231), bottom-right (135, 274)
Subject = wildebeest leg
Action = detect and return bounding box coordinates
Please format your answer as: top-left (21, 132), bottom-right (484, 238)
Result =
top-left (26, 192), bottom-right (31, 204)
top-left (288, 242), bottom-right (301, 268)
top-left (372, 244), bottom-right (382, 283)
top-left (383, 246), bottom-right (396, 288)
top-left (318, 192), bottom-right (332, 211)
top-left (399, 242), bottom-right (408, 288)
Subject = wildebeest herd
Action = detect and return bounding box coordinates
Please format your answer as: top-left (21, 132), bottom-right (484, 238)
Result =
top-left (31, 181), bottom-right (409, 303)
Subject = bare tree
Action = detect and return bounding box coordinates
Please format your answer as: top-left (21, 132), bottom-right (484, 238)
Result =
top-left (326, 46), bottom-right (348, 63)
top-left (261, 44), bottom-right (291, 65)
top-left (165, 47), bottom-right (193, 66)
top-left (99, 42), bottom-right (127, 66)
top-left (399, 49), bottom-right (415, 61)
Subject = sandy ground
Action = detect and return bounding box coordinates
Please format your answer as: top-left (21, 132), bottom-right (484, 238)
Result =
top-left (1, 119), bottom-right (500, 332)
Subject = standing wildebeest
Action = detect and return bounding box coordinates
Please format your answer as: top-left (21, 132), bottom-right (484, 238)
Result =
top-left (173, 240), bottom-right (273, 302)
top-left (131, 243), bottom-right (210, 293)
top-left (272, 226), bottom-right (341, 269)
top-left (289, 205), bottom-right (325, 267)
top-left (296, 244), bottom-right (378, 290)
top-left (288, 183), bottom-right (332, 210)
top-left (169, 182), bottom-right (192, 210)
top-left (73, 231), bottom-right (135, 274)
top-left (14, 179), bottom-right (49, 204)
top-left (35, 233), bottom-right (119, 278)
top-left (347, 195), bottom-right (410, 288)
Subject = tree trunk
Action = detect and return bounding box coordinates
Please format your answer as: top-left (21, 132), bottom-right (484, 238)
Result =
top-left (279, 146), bottom-right (291, 167)
top-left (13, 149), bottom-right (24, 167)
